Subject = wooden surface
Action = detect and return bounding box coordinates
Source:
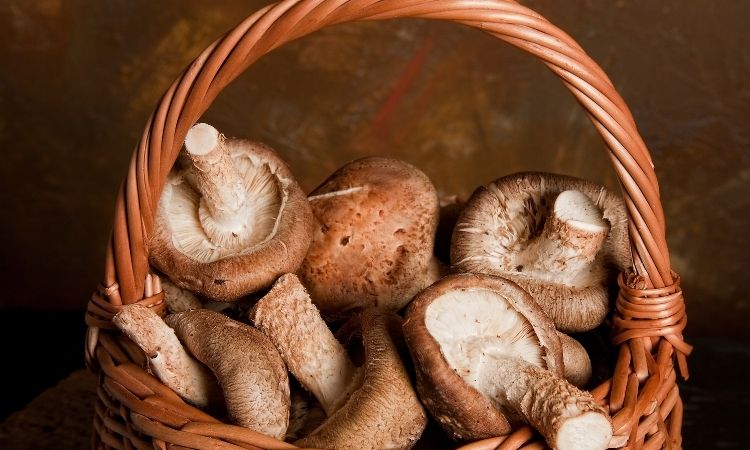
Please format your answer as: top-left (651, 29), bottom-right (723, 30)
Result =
top-left (0, 337), bottom-right (746, 449)
top-left (0, 370), bottom-right (96, 450)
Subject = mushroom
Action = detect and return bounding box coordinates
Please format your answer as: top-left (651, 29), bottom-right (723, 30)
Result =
top-left (296, 309), bottom-right (428, 449)
top-left (161, 277), bottom-right (203, 313)
top-left (250, 275), bottom-right (427, 449)
top-left (161, 276), bottom-right (243, 315)
top-left (150, 123), bottom-right (314, 301)
top-left (165, 309), bottom-right (290, 438)
top-left (250, 273), bottom-right (360, 415)
top-left (558, 331), bottom-right (592, 388)
top-left (112, 304), bottom-right (222, 410)
top-left (403, 274), bottom-right (612, 450)
top-left (451, 172), bottom-right (631, 332)
top-left (298, 157), bottom-right (440, 320)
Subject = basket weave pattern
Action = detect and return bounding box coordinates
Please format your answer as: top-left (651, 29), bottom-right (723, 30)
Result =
top-left (85, 1), bottom-right (692, 448)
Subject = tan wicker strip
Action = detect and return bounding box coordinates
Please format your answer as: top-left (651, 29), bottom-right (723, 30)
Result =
top-left (495, 427), bottom-right (535, 450)
top-left (129, 413), bottom-right (251, 450)
top-left (86, 1), bottom-right (691, 448)
top-left (518, 443), bottom-right (546, 450)
top-left (179, 423), bottom-right (298, 449)
top-left (591, 378), bottom-right (612, 402)
top-left (454, 436), bottom-right (508, 450)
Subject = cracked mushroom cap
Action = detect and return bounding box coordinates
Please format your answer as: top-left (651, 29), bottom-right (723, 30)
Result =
top-left (451, 172), bottom-right (631, 332)
top-left (299, 157), bottom-right (440, 320)
top-left (295, 309), bottom-right (428, 450)
top-left (165, 309), bottom-right (290, 438)
top-left (403, 273), bottom-right (563, 440)
top-left (150, 123), bottom-right (314, 301)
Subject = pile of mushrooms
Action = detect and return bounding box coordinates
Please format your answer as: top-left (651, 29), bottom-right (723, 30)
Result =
top-left (112, 123), bottom-right (632, 449)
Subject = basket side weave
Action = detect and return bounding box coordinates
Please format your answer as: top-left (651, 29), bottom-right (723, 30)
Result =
top-left (85, 1), bottom-right (692, 449)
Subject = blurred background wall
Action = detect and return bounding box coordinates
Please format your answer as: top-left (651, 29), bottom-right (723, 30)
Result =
top-left (1, 0), bottom-right (748, 341)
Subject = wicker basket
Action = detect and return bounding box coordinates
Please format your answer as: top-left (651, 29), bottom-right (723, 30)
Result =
top-left (85, 1), bottom-right (693, 448)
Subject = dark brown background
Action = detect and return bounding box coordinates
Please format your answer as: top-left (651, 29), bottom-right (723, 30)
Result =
top-left (1, 1), bottom-right (749, 446)
top-left (1, 0), bottom-right (749, 337)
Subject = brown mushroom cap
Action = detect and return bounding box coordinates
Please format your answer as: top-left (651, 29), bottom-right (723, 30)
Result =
top-left (295, 309), bottom-right (428, 449)
top-left (165, 309), bottom-right (290, 438)
top-left (451, 172), bottom-right (631, 332)
top-left (403, 273), bottom-right (563, 440)
top-left (299, 157), bottom-right (440, 320)
top-left (151, 123), bottom-right (314, 301)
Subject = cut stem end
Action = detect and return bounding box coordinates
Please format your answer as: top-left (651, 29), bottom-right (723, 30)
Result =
top-left (184, 123), bottom-right (249, 243)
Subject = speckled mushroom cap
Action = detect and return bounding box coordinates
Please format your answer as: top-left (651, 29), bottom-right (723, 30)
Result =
top-left (299, 157), bottom-right (440, 320)
top-left (151, 136), bottom-right (314, 301)
top-left (451, 172), bottom-right (631, 332)
top-left (403, 273), bottom-right (563, 440)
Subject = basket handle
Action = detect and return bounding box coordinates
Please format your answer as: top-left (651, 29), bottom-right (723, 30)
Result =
top-left (104, 0), bottom-right (674, 304)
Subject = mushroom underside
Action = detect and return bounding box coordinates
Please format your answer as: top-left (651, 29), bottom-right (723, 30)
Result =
top-left (451, 173), bottom-right (632, 332)
top-left (150, 127), bottom-right (315, 301)
top-left (452, 172), bottom-right (631, 277)
top-left (424, 287), bottom-right (546, 423)
top-left (453, 191), bottom-right (610, 285)
top-left (418, 277), bottom-right (611, 450)
top-left (162, 151), bottom-right (284, 264)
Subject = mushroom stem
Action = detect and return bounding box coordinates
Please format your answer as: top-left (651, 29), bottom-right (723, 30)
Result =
top-left (482, 356), bottom-right (612, 450)
top-left (112, 304), bottom-right (222, 409)
top-left (184, 123), bottom-right (248, 235)
top-left (294, 310), bottom-right (427, 450)
top-left (524, 190), bottom-right (609, 282)
top-left (250, 274), bottom-right (359, 416)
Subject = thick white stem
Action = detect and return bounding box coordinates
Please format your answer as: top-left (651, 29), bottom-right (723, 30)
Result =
top-left (184, 123), bottom-right (248, 237)
top-left (251, 274), bottom-right (359, 416)
top-left (112, 304), bottom-right (221, 409)
top-left (482, 356), bottom-right (611, 450)
top-left (524, 190), bottom-right (609, 281)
